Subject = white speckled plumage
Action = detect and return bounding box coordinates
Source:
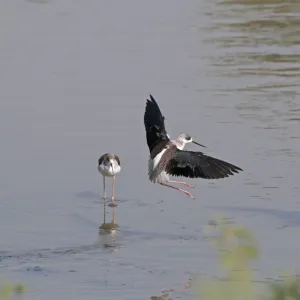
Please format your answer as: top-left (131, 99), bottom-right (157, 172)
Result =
top-left (98, 160), bottom-right (121, 177)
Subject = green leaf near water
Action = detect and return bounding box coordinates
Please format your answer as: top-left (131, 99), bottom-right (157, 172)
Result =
top-left (0, 282), bottom-right (26, 299)
top-left (13, 284), bottom-right (25, 294)
top-left (0, 283), bottom-right (13, 299)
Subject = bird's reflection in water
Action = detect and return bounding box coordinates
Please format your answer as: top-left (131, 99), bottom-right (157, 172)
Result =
top-left (98, 203), bottom-right (121, 248)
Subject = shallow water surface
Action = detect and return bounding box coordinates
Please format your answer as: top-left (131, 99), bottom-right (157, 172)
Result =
top-left (0, 0), bottom-right (300, 299)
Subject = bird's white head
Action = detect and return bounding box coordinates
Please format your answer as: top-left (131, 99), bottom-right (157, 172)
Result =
top-left (175, 133), bottom-right (206, 150)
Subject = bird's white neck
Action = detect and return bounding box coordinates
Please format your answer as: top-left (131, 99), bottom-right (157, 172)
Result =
top-left (173, 139), bottom-right (186, 150)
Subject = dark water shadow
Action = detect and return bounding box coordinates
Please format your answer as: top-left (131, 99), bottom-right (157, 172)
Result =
top-left (0, 243), bottom-right (113, 268)
top-left (206, 205), bottom-right (300, 227)
top-left (0, 207), bottom-right (120, 266)
top-left (0, 209), bottom-right (197, 268)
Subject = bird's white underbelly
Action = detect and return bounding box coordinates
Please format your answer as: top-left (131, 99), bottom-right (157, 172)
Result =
top-left (98, 165), bottom-right (121, 177)
top-left (156, 170), bottom-right (169, 183)
top-left (152, 149), bottom-right (167, 170)
top-left (148, 148), bottom-right (169, 183)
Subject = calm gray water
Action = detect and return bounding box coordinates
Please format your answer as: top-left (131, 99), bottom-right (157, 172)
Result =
top-left (0, 0), bottom-right (300, 299)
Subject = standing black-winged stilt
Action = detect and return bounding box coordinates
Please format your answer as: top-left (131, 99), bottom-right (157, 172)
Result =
top-left (98, 153), bottom-right (121, 207)
top-left (143, 94), bottom-right (243, 199)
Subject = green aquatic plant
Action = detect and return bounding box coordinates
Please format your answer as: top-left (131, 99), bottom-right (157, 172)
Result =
top-left (265, 276), bottom-right (300, 300)
top-left (0, 283), bottom-right (25, 299)
top-left (193, 217), bottom-right (300, 300)
top-left (195, 217), bottom-right (259, 300)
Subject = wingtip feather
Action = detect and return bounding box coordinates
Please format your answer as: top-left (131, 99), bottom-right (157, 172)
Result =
top-left (145, 94), bottom-right (156, 107)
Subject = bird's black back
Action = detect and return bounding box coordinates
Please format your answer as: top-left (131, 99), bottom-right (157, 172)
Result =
top-left (165, 149), bottom-right (243, 179)
top-left (144, 95), bottom-right (170, 153)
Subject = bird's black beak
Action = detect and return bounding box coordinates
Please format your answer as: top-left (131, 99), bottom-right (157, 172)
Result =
top-left (192, 141), bottom-right (206, 148)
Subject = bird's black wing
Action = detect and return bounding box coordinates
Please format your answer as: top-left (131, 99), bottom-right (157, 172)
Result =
top-left (144, 94), bottom-right (170, 152)
top-left (165, 149), bottom-right (243, 179)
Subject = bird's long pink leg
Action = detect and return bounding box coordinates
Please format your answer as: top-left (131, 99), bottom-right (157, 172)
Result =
top-left (159, 183), bottom-right (194, 199)
top-left (109, 176), bottom-right (117, 207)
top-left (167, 180), bottom-right (195, 188)
top-left (103, 176), bottom-right (107, 200)
top-left (103, 176), bottom-right (107, 222)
